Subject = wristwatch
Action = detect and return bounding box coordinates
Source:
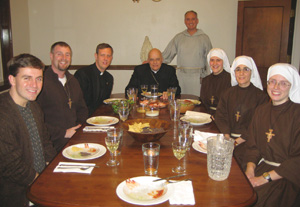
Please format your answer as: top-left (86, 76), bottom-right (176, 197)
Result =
top-left (263, 172), bottom-right (272, 182)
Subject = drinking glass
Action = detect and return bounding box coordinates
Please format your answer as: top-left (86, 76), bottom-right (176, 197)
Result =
top-left (105, 136), bottom-right (120, 166)
top-left (140, 84), bottom-right (148, 94)
top-left (169, 100), bottom-right (181, 121)
top-left (107, 128), bottom-right (123, 156)
top-left (127, 88), bottom-right (138, 103)
top-left (178, 122), bottom-right (193, 150)
top-left (142, 142), bottom-right (160, 175)
top-left (172, 141), bottom-right (188, 173)
top-left (118, 106), bottom-right (129, 121)
top-left (150, 84), bottom-right (159, 96)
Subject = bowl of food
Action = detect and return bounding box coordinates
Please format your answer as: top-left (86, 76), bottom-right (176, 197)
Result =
top-left (177, 99), bottom-right (195, 113)
top-left (122, 119), bottom-right (170, 142)
top-left (111, 99), bottom-right (134, 114)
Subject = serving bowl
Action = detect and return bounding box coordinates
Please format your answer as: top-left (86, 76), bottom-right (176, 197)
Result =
top-left (111, 99), bottom-right (134, 114)
top-left (122, 119), bottom-right (170, 142)
top-left (177, 99), bottom-right (195, 113)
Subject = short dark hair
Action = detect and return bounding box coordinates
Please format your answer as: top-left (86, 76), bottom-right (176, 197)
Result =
top-left (185, 10), bottom-right (198, 18)
top-left (50, 41), bottom-right (72, 54)
top-left (96, 43), bottom-right (113, 54)
top-left (7, 53), bottom-right (44, 77)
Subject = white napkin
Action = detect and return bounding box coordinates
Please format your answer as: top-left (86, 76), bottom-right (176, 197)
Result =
top-left (83, 126), bottom-right (114, 132)
top-left (193, 130), bottom-right (221, 143)
top-left (53, 162), bottom-right (96, 174)
top-left (169, 181), bottom-right (195, 205)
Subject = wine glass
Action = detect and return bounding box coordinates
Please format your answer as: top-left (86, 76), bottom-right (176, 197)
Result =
top-left (118, 106), bottom-right (129, 122)
top-left (105, 136), bottom-right (120, 166)
top-left (172, 141), bottom-right (188, 173)
top-left (140, 84), bottom-right (148, 94)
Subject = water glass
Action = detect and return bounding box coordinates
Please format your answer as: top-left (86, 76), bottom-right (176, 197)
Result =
top-left (167, 87), bottom-right (177, 101)
top-left (107, 128), bottom-right (123, 156)
top-left (127, 88), bottom-right (138, 103)
top-left (169, 100), bottom-right (181, 121)
top-left (207, 135), bottom-right (234, 181)
top-left (178, 122), bottom-right (193, 150)
top-left (142, 142), bottom-right (160, 175)
top-left (140, 84), bottom-right (148, 94)
top-left (150, 84), bottom-right (159, 96)
top-left (118, 106), bottom-right (129, 122)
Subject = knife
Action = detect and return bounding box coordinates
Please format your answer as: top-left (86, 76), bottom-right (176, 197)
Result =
top-left (152, 174), bottom-right (186, 182)
top-left (58, 164), bottom-right (100, 168)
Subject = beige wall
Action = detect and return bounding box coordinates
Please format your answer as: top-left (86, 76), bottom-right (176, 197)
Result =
top-left (10, 0), bottom-right (300, 93)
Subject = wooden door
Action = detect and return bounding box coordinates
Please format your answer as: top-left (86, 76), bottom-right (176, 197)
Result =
top-left (236, 0), bottom-right (292, 89)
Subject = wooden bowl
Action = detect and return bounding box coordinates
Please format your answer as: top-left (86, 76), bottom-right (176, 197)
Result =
top-left (177, 100), bottom-right (195, 113)
top-left (122, 119), bottom-right (170, 142)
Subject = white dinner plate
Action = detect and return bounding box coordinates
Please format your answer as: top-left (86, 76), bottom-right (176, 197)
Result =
top-left (62, 143), bottom-right (107, 160)
top-left (192, 141), bottom-right (207, 154)
top-left (177, 99), bottom-right (201, 105)
top-left (180, 113), bottom-right (212, 126)
top-left (142, 92), bottom-right (163, 98)
top-left (103, 98), bottom-right (126, 104)
top-left (116, 176), bottom-right (174, 206)
top-left (86, 116), bottom-right (119, 126)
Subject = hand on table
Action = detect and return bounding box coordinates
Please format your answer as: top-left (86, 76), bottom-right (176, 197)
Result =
top-left (162, 91), bottom-right (168, 100)
top-left (65, 124), bottom-right (82, 138)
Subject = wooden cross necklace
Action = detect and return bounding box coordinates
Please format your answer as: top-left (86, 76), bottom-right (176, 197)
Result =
top-left (210, 96), bottom-right (215, 105)
top-left (266, 102), bottom-right (289, 143)
top-left (64, 81), bottom-right (72, 109)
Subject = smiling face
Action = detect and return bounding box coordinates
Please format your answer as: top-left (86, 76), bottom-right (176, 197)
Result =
top-left (184, 12), bottom-right (198, 32)
top-left (235, 64), bottom-right (252, 88)
top-left (210, 56), bottom-right (223, 75)
top-left (267, 74), bottom-right (291, 106)
top-left (9, 67), bottom-right (43, 107)
top-left (50, 45), bottom-right (72, 73)
top-left (148, 49), bottom-right (163, 71)
top-left (95, 48), bottom-right (113, 73)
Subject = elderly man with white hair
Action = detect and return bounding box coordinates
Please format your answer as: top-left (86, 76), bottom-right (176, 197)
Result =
top-left (244, 63), bottom-right (300, 207)
top-left (200, 48), bottom-right (231, 115)
top-left (214, 56), bottom-right (269, 164)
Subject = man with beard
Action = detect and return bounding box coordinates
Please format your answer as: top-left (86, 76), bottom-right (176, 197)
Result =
top-left (37, 42), bottom-right (88, 153)
top-left (162, 10), bottom-right (212, 96)
top-left (74, 43), bottom-right (114, 116)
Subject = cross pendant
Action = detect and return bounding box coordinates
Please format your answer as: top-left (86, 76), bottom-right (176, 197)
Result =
top-left (210, 96), bottom-right (215, 104)
top-left (265, 129), bottom-right (275, 142)
top-left (235, 111), bottom-right (241, 122)
top-left (68, 98), bottom-right (72, 109)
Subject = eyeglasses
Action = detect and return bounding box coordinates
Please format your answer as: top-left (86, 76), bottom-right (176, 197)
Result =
top-left (267, 79), bottom-right (291, 89)
top-left (234, 67), bottom-right (251, 73)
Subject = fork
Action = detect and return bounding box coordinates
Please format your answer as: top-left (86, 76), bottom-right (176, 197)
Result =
top-left (166, 178), bottom-right (193, 184)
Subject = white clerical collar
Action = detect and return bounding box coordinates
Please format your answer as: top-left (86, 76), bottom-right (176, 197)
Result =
top-left (58, 75), bottom-right (67, 86)
top-left (151, 69), bottom-right (159, 74)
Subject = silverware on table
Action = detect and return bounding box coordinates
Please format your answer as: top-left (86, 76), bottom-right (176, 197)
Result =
top-left (152, 174), bottom-right (186, 182)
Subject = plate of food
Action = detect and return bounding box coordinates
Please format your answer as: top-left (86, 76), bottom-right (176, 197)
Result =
top-left (116, 176), bottom-right (174, 205)
top-left (192, 141), bottom-right (207, 154)
top-left (180, 112), bottom-right (212, 126)
top-left (62, 143), bottom-right (107, 160)
top-left (142, 92), bottom-right (163, 98)
top-left (178, 99), bottom-right (201, 105)
top-left (87, 116), bottom-right (119, 126)
top-left (103, 98), bottom-right (126, 104)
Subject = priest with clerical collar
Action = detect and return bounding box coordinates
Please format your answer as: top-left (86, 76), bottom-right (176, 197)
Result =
top-left (125, 48), bottom-right (181, 98)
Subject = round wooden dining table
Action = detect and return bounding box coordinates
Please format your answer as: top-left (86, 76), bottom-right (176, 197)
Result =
top-left (27, 94), bottom-right (257, 207)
